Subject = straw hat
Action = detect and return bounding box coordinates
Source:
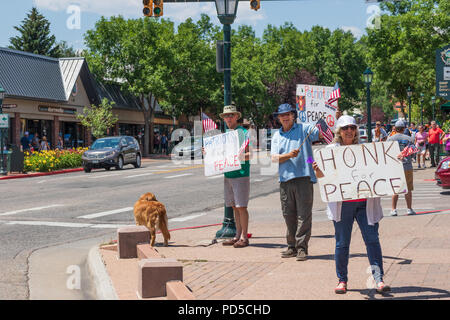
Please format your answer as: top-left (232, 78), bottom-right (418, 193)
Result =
top-left (219, 105), bottom-right (242, 120)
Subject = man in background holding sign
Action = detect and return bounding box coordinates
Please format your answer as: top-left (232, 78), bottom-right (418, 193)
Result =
top-left (271, 103), bottom-right (322, 261)
top-left (218, 105), bottom-right (251, 248)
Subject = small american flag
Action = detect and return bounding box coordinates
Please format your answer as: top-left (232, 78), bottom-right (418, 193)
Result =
top-left (316, 118), bottom-right (334, 144)
top-left (238, 132), bottom-right (250, 155)
top-left (202, 112), bottom-right (217, 133)
top-left (327, 82), bottom-right (341, 105)
top-left (401, 143), bottom-right (419, 157)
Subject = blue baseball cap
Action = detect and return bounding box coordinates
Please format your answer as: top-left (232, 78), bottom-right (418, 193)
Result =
top-left (273, 103), bottom-right (296, 116)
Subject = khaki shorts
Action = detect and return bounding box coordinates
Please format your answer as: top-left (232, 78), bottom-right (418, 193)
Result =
top-left (224, 177), bottom-right (250, 208)
top-left (405, 169), bottom-right (414, 192)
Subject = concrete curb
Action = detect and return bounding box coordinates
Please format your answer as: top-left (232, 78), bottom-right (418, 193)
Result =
top-left (0, 168), bottom-right (84, 180)
top-left (87, 246), bottom-right (118, 300)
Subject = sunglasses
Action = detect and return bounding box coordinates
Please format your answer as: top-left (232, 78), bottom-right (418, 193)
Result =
top-left (341, 125), bottom-right (357, 131)
top-left (223, 114), bottom-right (236, 118)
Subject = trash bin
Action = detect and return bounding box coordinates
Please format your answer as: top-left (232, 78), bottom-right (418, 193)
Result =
top-left (0, 150), bottom-right (11, 173)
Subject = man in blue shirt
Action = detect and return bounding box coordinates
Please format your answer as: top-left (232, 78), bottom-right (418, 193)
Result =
top-left (271, 103), bottom-right (322, 261)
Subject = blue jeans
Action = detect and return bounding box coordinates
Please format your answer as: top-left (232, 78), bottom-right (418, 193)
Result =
top-left (333, 201), bottom-right (384, 283)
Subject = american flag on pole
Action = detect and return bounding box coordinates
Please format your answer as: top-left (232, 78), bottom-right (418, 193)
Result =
top-left (327, 81), bottom-right (341, 105)
top-left (202, 112), bottom-right (217, 133)
top-left (316, 118), bottom-right (334, 144)
top-left (238, 130), bottom-right (250, 155)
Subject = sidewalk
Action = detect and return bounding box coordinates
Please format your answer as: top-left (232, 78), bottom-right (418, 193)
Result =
top-left (91, 189), bottom-right (450, 300)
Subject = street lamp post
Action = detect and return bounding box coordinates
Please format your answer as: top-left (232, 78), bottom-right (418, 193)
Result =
top-left (420, 93), bottom-right (424, 126)
top-left (431, 96), bottom-right (436, 122)
top-left (214, 0), bottom-right (238, 239)
top-left (363, 68), bottom-right (374, 142)
top-left (0, 85), bottom-right (6, 175)
top-left (407, 86), bottom-right (412, 127)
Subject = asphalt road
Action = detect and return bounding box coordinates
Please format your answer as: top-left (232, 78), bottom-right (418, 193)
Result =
top-left (0, 149), bottom-right (448, 299)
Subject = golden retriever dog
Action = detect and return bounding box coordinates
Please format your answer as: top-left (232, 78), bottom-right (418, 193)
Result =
top-left (133, 192), bottom-right (170, 247)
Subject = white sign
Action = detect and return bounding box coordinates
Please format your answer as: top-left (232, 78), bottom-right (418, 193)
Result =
top-left (444, 67), bottom-right (450, 81)
top-left (314, 142), bottom-right (407, 202)
top-left (296, 84), bottom-right (338, 130)
top-left (203, 130), bottom-right (241, 177)
top-left (0, 114), bottom-right (9, 129)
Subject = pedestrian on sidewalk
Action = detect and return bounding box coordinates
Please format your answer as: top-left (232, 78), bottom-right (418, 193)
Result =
top-left (39, 136), bottom-right (50, 152)
top-left (415, 125), bottom-right (428, 169)
top-left (270, 103), bottom-right (322, 261)
top-left (428, 121), bottom-right (444, 167)
top-left (443, 128), bottom-right (450, 156)
top-left (312, 115), bottom-right (391, 295)
top-left (387, 119), bottom-right (416, 217)
top-left (218, 105), bottom-right (251, 248)
top-left (20, 131), bottom-right (31, 153)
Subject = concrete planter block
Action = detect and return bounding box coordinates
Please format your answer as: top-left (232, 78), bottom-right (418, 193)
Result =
top-left (137, 243), bottom-right (162, 260)
top-left (166, 281), bottom-right (195, 300)
top-left (117, 226), bottom-right (150, 259)
top-left (138, 258), bottom-right (183, 298)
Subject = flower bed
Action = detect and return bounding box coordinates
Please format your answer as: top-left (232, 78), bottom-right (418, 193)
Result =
top-left (24, 148), bottom-right (88, 173)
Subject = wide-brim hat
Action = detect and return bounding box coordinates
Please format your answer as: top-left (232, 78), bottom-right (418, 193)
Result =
top-left (273, 103), bottom-right (296, 116)
top-left (220, 105), bottom-right (242, 119)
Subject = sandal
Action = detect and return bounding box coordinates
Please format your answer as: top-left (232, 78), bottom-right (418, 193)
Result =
top-left (335, 282), bottom-right (347, 294)
top-left (222, 238), bottom-right (239, 246)
top-left (376, 282), bottom-right (391, 294)
top-left (233, 239), bottom-right (249, 248)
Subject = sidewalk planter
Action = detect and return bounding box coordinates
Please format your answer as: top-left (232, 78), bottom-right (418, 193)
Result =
top-left (23, 148), bottom-right (87, 173)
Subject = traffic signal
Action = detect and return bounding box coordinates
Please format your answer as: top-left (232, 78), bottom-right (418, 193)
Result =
top-left (143, 0), bottom-right (153, 17)
top-left (250, 0), bottom-right (260, 11)
top-left (153, 0), bottom-right (163, 17)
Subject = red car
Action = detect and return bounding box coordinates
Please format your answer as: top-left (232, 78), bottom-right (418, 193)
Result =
top-left (435, 156), bottom-right (450, 189)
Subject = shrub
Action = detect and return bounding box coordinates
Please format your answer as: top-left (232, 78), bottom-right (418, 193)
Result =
top-left (24, 148), bottom-right (87, 173)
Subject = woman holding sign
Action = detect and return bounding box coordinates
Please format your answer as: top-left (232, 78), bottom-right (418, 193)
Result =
top-left (313, 115), bottom-right (391, 295)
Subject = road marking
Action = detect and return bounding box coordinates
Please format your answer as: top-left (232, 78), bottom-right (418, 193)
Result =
top-left (88, 173), bottom-right (123, 179)
top-left (6, 221), bottom-right (93, 228)
top-left (3, 220), bottom-right (134, 229)
top-left (0, 204), bottom-right (64, 217)
top-left (164, 173), bottom-right (193, 179)
top-left (77, 207), bottom-right (133, 219)
top-left (125, 173), bottom-right (154, 178)
top-left (37, 180), bottom-right (47, 184)
top-left (169, 212), bottom-right (207, 222)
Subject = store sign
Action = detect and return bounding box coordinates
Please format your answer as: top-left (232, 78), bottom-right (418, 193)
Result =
top-left (38, 105), bottom-right (76, 115)
top-left (2, 104), bottom-right (17, 109)
top-left (0, 114), bottom-right (9, 128)
top-left (436, 45), bottom-right (450, 99)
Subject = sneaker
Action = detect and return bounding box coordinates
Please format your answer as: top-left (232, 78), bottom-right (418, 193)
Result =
top-left (407, 209), bottom-right (416, 216)
top-left (418, 164), bottom-right (421, 169)
top-left (281, 248), bottom-right (297, 258)
top-left (335, 282), bottom-right (347, 294)
top-left (296, 250), bottom-right (308, 261)
top-left (390, 209), bottom-right (398, 217)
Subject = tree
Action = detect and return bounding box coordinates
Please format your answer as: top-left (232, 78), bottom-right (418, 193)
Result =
top-left (364, 0), bottom-right (450, 123)
top-left (84, 16), bottom-right (175, 156)
top-left (160, 15), bottom-right (221, 120)
top-left (9, 7), bottom-right (62, 58)
top-left (77, 98), bottom-right (119, 139)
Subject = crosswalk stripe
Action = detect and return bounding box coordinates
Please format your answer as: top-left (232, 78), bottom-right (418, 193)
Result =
top-left (0, 204), bottom-right (64, 217)
top-left (77, 207), bottom-right (133, 219)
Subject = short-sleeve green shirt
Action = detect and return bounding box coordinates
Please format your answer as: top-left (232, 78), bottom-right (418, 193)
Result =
top-left (224, 125), bottom-right (250, 178)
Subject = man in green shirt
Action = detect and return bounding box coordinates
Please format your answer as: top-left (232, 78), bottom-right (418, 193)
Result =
top-left (219, 105), bottom-right (251, 248)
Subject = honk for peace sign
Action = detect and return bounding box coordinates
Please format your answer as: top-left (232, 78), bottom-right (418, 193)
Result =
top-left (314, 141), bottom-right (408, 202)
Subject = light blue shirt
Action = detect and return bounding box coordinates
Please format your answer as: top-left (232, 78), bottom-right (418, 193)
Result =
top-left (271, 123), bottom-right (319, 183)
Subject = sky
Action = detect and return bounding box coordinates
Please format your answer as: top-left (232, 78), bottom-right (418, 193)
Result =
top-left (0, 0), bottom-right (382, 50)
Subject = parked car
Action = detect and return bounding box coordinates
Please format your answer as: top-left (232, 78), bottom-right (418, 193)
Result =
top-left (359, 128), bottom-right (368, 143)
top-left (435, 156), bottom-right (450, 189)
top-left (81, 136), bottom-right (142, 173)
top-left (171, 136), bottom-right (203, 160)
